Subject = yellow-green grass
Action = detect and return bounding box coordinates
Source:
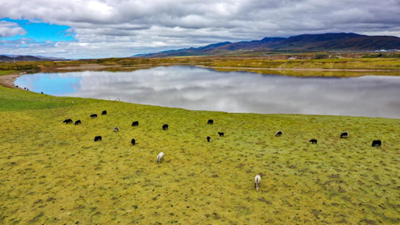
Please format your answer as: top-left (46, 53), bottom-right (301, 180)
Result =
top-left (0, 70), bottom-right (16, 76)
top-left (205, 58), bottom-right (400, 71)
top-left (212, 68), bottom-right (400, 77)
top-left (0, 85), bottom-right (400, 225)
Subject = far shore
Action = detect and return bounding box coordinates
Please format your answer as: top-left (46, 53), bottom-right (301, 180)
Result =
top-left (2, 63), bottom-right (400, 89)
top-left (200, 66), bottom-right (400, 72)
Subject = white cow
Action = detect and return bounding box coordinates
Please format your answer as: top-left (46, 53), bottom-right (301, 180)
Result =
top-left (255, 174), bottom-right (261, 192)
top-left (157, 152), bottom-right (164, 163)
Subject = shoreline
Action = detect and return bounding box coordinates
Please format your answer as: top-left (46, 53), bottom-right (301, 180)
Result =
top-left (199, 65), bottom-right (400, 72)
top-left (1, 63), bottom-right (400, 89)
top-left (0, 72), bottom-right (24, 89)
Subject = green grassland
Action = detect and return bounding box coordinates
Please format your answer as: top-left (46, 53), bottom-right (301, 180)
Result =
top-left (0, 76), bottom-right (400, 224)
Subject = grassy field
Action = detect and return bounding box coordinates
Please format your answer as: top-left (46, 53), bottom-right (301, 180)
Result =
top-left (0, 75), bottom-right (400, 224)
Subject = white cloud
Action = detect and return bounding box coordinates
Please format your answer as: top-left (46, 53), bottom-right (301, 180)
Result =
top-left (0, 21), bottom-right (27, 38)
top-left (0, 0), bottom-right (399, 58)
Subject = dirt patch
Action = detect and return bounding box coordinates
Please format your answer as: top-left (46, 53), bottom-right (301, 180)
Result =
top-left (0, 72), bottom-right (23, 89)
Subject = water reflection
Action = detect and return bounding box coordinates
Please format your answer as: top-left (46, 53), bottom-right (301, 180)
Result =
top-left (15, 66), bottom-right (400, 119)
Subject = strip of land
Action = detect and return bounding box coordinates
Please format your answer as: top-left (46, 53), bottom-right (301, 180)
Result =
top-left (0, 72), bottom-right (23, 89)
top-left (2, 56), bottom-right (400, 88)
top-left (200, 66), bottom-right (400, 72)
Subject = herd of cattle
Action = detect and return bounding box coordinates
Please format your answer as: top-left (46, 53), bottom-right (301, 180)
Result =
top-left (62, 110), bottom-right (383, 191)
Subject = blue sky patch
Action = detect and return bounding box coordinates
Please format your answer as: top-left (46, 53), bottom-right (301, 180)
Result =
top-left (1, 18), bottom-right (76, 43)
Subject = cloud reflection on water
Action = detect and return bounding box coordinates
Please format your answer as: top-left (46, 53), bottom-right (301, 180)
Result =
top-left (15, 66), bottom-right (400, 119)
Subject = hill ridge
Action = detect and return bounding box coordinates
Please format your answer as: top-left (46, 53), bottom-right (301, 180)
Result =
top-left (135, 32), bottom-right (400, 57)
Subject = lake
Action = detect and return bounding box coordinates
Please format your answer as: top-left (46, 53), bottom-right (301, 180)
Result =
top-left (15, 66), bottom-right (400, 119)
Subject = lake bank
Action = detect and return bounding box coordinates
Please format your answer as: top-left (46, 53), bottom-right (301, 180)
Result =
top-left (3, 63), bottom-right (400, 92)
top-left (2, 57), bottom-right (400, 82)
top-left (0, 72), bottom-right (24, 89)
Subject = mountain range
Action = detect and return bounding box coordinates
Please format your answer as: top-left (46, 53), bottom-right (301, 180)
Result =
top-left (0, 55), bottom-right (67, 62)
top-left (136, 33), bottom-right (400, 57)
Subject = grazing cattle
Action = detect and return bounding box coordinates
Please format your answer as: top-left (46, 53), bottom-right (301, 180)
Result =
top-left (24, 87), bottom-right (26, 90)
top-left (310, 139), bottom-right (317, 144)
top-left (207, 119), bottom-right (214, 125)
top-left (94, 136), bottom-right (102, 142)
top-left (102, 110), bottom-right (107, 115)
top-left (131, 138), bottom-right (136, 145)
top-left (163, 124), bottom-right (168, 130)
top-left (275, 130), bottom-right (283, 137)
top-left (63, 119), bottom-right (73, 124)
top-left (207, 136), bottom-right (211, 142)
top-left (218, 132), bottom-right (224, 137)
top-left (132, 121), bottom-right (139, 126)
top-left (74, 120), bottom-right (81, 125)
top-left (372, 140), bottom-right (381, 147)
top-left (255, 174), bottom-right (261, 192)
top-left (157, 152), bottom-right (164, 163)
top-left (41, 92), bottom-right (44, 94)
top-left (340, 132), bottom-right (349, 138)
top-left (113, 127), bottom-right (120, 132)
top-left (16, 85), bottom-right (18, 88)
top-left (90, 114), bottom-right (98, 118)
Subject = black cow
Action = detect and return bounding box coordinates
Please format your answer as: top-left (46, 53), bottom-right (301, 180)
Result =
top-left (163, 124), bottom-right (168, 130)
top-left (218, 132), bottom-right (224, 137)
top-left (275, 131), bottom-right (283, 137)
top-left (94, 136), bottom-right (102, 142)
top-left (132, 121), bottom-right (139, 126)
top-left (41, 92), bottom-right (44, 94)
top-left (102, 110), bottom-right (107, 115)
top-left (310, 139), bottom-right (318, 144)
top-left (131, 138), bottom-right (136, 145)
top-left (207, 119), bottom-right (214, 125)
top-left (63, 119), bottom-right (73, 124)
top-left (90, 114), bottom-right (98, 118)
top-left (372, 140), bottom-right (381, 147)
top-left (340, 132), bottom-right (349, 138)
top-left (207, 136), bottom-right (211, 142)
top-left (74, 120), bottom-right (81, 125)
top-left (16, 85), bottom-right (18, 88)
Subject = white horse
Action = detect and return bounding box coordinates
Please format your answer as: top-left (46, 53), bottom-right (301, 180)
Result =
top-left (255, 174), bottom-right (261, 192)
top-left (157, 152), bottom-right (164, 163)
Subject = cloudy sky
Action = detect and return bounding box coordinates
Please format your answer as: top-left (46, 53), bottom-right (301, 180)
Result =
top-left (1, 0), bottom-right (400, 59)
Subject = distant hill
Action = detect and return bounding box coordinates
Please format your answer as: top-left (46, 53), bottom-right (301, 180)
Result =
top-left (136, 33), bottom-right (400, 57)
top-left (0, 55), bottom-right (68, 62)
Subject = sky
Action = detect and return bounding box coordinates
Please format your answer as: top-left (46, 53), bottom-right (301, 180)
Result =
top-left (0, 0), bottom-right (400, 59)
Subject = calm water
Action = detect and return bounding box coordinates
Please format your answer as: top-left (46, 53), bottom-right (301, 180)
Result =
top-left (15, 66), bottom-right (400, 119)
